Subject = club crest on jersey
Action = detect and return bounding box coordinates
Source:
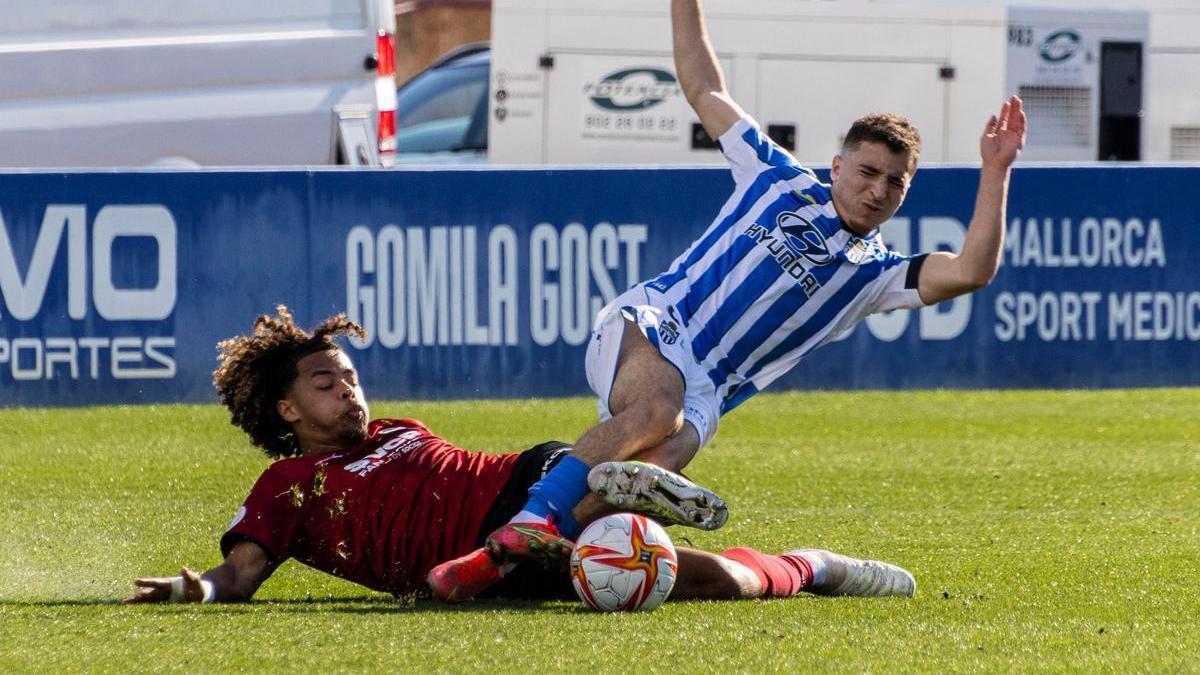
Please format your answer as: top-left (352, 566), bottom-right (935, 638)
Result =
top-left (844, 237), bottom-right (886, 265)
top-left (659, 318), bottom-right (680, 345)
top-left (776, 212), bottom-right (834, 266)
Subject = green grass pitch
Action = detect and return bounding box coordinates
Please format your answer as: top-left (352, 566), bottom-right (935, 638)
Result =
top-left (2, 389), bottom-right (1198, 672)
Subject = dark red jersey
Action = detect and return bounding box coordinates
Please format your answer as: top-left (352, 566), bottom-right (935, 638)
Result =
top-left (221, 418), bottom-right (519, 595)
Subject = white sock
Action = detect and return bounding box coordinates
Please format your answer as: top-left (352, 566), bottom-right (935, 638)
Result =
top-left (796, 550), bottom-right (829, 587)
top-left (510, 509), bottom-right (551, 525)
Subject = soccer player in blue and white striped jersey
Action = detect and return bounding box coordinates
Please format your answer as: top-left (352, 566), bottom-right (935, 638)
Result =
top-left (429, 0), bottom-right (1026, 601)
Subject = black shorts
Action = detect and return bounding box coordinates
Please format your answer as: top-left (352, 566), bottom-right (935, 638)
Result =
top-left (473, 440), bottom-right (576, 600)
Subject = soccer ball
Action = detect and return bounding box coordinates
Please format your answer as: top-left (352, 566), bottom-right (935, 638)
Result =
top-left (570, 513), bottom-right (678, 612)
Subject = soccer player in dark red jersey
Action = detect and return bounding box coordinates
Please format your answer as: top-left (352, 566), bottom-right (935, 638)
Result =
top-left (124, 307), bottom-right (915, 605)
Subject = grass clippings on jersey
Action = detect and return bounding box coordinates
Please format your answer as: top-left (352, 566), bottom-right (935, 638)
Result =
top-left (1, 389), bottom-right (1197, 672)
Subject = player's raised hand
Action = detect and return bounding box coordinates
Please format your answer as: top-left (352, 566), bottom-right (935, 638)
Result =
top-left (123, 565), bottom-right (205, 604)
top-left (980, 95), bottom-right (1026, 170)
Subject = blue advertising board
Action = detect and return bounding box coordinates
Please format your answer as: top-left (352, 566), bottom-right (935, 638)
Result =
top-left (0, 165), bottom-right (1196, 407)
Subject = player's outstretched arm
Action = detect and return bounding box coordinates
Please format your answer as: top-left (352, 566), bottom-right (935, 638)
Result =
top-left (917, 95), bottom-right (1027, 305)
top-left (123, 541), bottom-right (274, 604)
top-left (672, 0), bottom-right (745, 140)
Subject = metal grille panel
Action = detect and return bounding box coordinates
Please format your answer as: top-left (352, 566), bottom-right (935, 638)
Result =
top-left (1170, 127), bottom-right (1200, 160)
top-left (1019, 85), bottom-right (1091, 148)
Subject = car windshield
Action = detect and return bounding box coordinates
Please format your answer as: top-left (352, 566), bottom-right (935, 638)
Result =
top-left (396, 63), bottom-right (488, 154)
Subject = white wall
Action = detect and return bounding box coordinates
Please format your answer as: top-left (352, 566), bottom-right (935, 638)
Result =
top-left (491, 0), bottom-right (1200, 164)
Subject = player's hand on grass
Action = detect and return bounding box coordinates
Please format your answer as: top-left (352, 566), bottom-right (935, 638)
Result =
top-left (980, 95), bottom-right (1026, 171)
top-left (124, 566), bottom-right (206, 604)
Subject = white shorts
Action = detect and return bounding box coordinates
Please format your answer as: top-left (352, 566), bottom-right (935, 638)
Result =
top-left (584, 285), bottom-right (721, 448)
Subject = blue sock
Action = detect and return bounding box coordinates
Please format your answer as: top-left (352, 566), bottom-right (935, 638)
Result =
top-left (522, 456), bottom-right (590, 538)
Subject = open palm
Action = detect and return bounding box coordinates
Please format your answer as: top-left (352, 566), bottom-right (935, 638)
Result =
top-left (980, 95), bottom-right (1027, 169)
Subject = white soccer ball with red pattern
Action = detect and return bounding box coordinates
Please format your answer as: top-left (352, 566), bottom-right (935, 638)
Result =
top-left (570, 512), bottom-right (678, 612)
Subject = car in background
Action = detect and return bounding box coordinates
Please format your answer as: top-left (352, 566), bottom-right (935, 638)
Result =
top-left (394, 43), bottom-right (490, 164)
top-left (0, 0), bottom-right (396, 167)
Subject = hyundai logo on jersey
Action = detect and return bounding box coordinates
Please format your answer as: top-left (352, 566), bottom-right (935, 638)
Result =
top-left (776, 211), bottom-right (834, 266)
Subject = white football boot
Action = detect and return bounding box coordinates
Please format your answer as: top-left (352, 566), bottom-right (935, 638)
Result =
top-left (789, 549), bottom-right (917, 597)
top-left (587, 461), bottom-right (729, 530)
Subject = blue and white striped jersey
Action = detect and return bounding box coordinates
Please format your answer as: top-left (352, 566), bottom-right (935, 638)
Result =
top-left (643, 116), bottom-right (928, 414)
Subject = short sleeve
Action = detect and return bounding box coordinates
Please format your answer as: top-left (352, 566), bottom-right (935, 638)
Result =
top-left (220, 463), bottom-right (309, 562)
top-left (870, 253), bottom-right (929, 313)
top-left (718, 116), bottom-right (805, 186)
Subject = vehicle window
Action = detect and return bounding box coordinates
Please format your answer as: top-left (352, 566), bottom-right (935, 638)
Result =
top-left (396, 63), bottom-right (488, 153)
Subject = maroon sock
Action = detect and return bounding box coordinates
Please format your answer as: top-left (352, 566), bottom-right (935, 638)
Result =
top-left (721, 547), bottom-right (813, 598)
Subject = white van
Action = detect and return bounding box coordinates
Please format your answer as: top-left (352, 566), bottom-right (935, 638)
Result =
top-left (490, 0), bottom-right (1200, 165)
top-left (0, 0), bottom-right (395, 167)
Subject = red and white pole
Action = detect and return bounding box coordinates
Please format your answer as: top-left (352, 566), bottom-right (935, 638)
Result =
top-left (376, 29), bottom-right (397, 167)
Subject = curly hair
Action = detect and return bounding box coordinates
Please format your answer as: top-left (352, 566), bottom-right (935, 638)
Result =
top-left (213, 306), bottom-right (366, 459)
top-left (843, 113), bottom-right (922, 161)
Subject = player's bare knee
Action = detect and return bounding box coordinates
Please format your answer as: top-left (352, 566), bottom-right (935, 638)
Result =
top-left (633, 440), bottom-right (691, 474)
top-left (639, 399), bottom-right (685, 443)
top-left (717, 557), bottom-right (762, 599)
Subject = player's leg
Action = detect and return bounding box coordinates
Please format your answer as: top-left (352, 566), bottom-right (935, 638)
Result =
top-left (789, 549), bottom-right (917, 597)
top-left (584, 447), bottom-right (729, 530)
top-left (428, 441), bottom-right (573, 602)
top-left (498, 311), bottom-right (695, 539)
top-left (521, 290), bottom-right (742, 535)
top-left (582, 364), bottom-right (727, 529)
top-left (567, 424), bottom-right (704, 529)
top-left (574, 314), bottom-right (692, 464)
top-left (438, 547), bottom-right (812, 604)
top-left (672, 547), bottom-right (917, 601)
top-left (625, 423), bottom-right (702, 473)
top-left (428, 432), bottom-right (718, 603)
top-left (670, 548), bottom-right (762, 600)
top-left (429, 302), bottom-right (723, 602)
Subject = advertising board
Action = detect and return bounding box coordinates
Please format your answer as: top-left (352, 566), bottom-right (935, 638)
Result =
top-left (1, 165), bottom-right (1196, 407)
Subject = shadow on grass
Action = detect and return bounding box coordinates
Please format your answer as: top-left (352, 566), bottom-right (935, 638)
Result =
top-left (0, 596), bottom-right (586, 615)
